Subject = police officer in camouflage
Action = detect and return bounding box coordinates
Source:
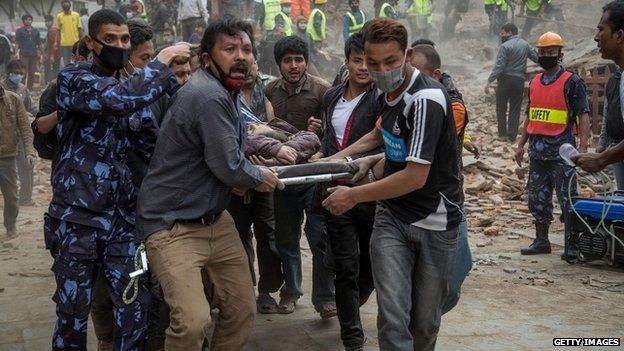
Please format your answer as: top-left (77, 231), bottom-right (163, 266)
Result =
top-left (43, 9), bottom-right (191, 350)
top-left (514, 32), bottom-right (590, 257)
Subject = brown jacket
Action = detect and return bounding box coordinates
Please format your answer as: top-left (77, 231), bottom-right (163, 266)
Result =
top-left (0, 86), bottom-right (34, 158)
top-left (264, 73), bottom-right (330, 132)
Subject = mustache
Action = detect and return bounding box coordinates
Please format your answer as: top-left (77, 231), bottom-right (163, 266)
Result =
top-left (230, 61), bottom-right (249, 71)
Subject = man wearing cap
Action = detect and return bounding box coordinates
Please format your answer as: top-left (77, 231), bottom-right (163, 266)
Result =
top-left (514, 31), bottom-right (590, 257)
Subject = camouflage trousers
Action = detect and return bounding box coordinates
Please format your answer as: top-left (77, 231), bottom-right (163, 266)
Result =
top-left (44, 214), bottom-right (149, 351)
top-left (527, 159), bottom-right (577, 226)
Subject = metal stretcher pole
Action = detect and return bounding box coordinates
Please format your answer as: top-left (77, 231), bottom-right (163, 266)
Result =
top-left (279, 172), bottom-right (354, 185)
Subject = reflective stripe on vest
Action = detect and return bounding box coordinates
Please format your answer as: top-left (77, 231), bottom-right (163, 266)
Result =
top-left (379, 3), bottom-right (394, 17)
top-left (527, 70), bottom-right (574, 136)
top-left (408, 0), bottom-right (432, 16)
top-left (275, 12), bottom-right (293, 36)
top-left (345, 10), bottom-right (365, 36)
top-left (307, 8), bottom-right (326, 41)
top-left (264, 0), bottom-right (282, 31)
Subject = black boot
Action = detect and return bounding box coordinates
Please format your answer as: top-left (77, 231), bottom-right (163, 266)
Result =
top-left (521, 223), bottom-right (552, 255)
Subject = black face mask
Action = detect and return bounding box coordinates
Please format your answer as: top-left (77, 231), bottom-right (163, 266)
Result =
top-left (500, 35), bottom-right (511, 43)
top-left (92, 37), bottom-right (131, 70)
top-left (62, 5), bottom-right (70, 11)
top-left (350, 5), bottom-right (359, 11)
top-left (538, 55), bottom-right (559, 70)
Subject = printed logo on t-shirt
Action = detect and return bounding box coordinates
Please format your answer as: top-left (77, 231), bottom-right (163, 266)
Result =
top-left (392, 119), bottom-right (401, 135)
top-left (381, 128), bottom-right (407, 162)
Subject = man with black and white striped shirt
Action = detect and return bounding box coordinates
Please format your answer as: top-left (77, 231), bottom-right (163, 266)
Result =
top-left (323, 17), bottom-right (461, 351)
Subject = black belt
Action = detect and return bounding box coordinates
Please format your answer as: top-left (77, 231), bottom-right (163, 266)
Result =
top-left (178, 212), bottom-right (222, 226)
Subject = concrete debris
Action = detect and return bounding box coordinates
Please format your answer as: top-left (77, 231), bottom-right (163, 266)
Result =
top-left (483, 226), bottom-right (499, 236)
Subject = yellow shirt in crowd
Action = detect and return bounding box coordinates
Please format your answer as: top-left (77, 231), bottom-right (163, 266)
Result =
top-left (56, 11), bottom-right (82, 47)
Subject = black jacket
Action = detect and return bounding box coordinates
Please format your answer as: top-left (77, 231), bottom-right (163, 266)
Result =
top-left (320, 82), bottom-right (382, 157)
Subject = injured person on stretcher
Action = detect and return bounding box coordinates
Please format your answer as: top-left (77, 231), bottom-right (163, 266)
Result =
top-left (245, 118), bottom-right (321, 166)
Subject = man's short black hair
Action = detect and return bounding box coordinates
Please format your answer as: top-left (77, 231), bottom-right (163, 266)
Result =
top-left (200, 17), bottom-right (254, 56)
top-left (411, 38), bottom-right (435, 48)
top-left (22, 14), bottom-right (33, 21)
top-left (128, 19), bottom-right (153, 50)
top-left (80, 8), bottom-right (89, 16)
top-left (274, 36), bottom-right (309, 65)
top-left (411, 44), bottom-right (441, 71)
top-left (72, 38), bottom-right (90, 58)
top-left (344, 32), bottom-right (364, 60)
top-left (6, 59), bottom-right (25, 73)
top-left (88, 9), bottom-right (126, 38)
top-left (501, 22), bottom-right (518, 35)
top-left (603, 1), bottom-right (624, 32)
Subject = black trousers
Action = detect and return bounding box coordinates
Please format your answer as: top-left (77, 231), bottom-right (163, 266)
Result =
top-left (228, 190), bottom-right (283, 294)
top-left (496, 74), bottom-right (525, 140)
top-left (325, 202), bottom-right (375, 348)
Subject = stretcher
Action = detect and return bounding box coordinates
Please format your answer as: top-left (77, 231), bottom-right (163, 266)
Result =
top-left (271, 161), bottom-right (359, 186)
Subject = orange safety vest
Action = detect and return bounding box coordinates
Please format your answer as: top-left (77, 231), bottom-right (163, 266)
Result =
top-left (527, 70), bottom-right (574, 136)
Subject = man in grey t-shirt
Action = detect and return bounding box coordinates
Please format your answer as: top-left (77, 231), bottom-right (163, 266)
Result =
top-left (137, 18), bottom-right (282, 350)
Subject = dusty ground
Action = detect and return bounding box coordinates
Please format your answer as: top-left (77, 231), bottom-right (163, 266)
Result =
top-left (1, 0), bottom-right (623, 350)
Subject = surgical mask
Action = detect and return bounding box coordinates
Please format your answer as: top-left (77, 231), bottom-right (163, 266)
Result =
top-left (500, 35), bottom-right (511, 43)
top-left (92, 37), bottom-right (131, 70)
top-left (538, 55), bottom-right (559, 70)
top-left (8, 73), bottom-right (23, 85)
top-left (126, 12), bottom-right (133, 18)
top-left (282, 5), bottom-right (291, 15)
top-left (368, 52), bottom-right (407, 93)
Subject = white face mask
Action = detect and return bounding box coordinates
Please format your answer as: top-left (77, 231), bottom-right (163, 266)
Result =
top-left (368, 51), bottom-right (407, 93)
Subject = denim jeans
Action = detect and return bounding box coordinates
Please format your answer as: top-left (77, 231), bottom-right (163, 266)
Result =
top-left (273, 184), bottom-right (335, 310)
top-left (61, 46), bottom-right (73, 67)
top-left (442, 207), bottom-right (472, 314)
top-left (613, 160), bottom-right (624, 190)
top-left (371, 204), bottom-right (458, 351)
top-left (326, 202), bottom-right (375, 348)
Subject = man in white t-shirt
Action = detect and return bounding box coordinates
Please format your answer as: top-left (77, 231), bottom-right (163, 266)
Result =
top-left (313, 32), bottom-right (383, 351)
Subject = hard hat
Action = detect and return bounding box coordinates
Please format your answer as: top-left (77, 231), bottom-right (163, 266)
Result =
top-left (536, 32), bottom-right (564, 48)
top-left (315, 0), bottom-right (327, 4)
top-left (280, 0), bottom-right (291, 4)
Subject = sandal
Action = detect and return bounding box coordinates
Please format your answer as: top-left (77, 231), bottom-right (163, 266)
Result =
top-left (319, 303), bottom-right (337, 320)
top-left (278, 296), bottom-right (298, 314)
top-left (256, 294), bottom-right (278, 314)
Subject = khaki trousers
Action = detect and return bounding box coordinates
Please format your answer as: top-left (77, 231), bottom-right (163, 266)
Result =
top-left (146, 212), bottom-right (255, 351)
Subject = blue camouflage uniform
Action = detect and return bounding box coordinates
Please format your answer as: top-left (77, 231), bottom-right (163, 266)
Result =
top-left (526, 67), bottom-right (590, 225)
top-left (44, 59), bottom-right (176, 350)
